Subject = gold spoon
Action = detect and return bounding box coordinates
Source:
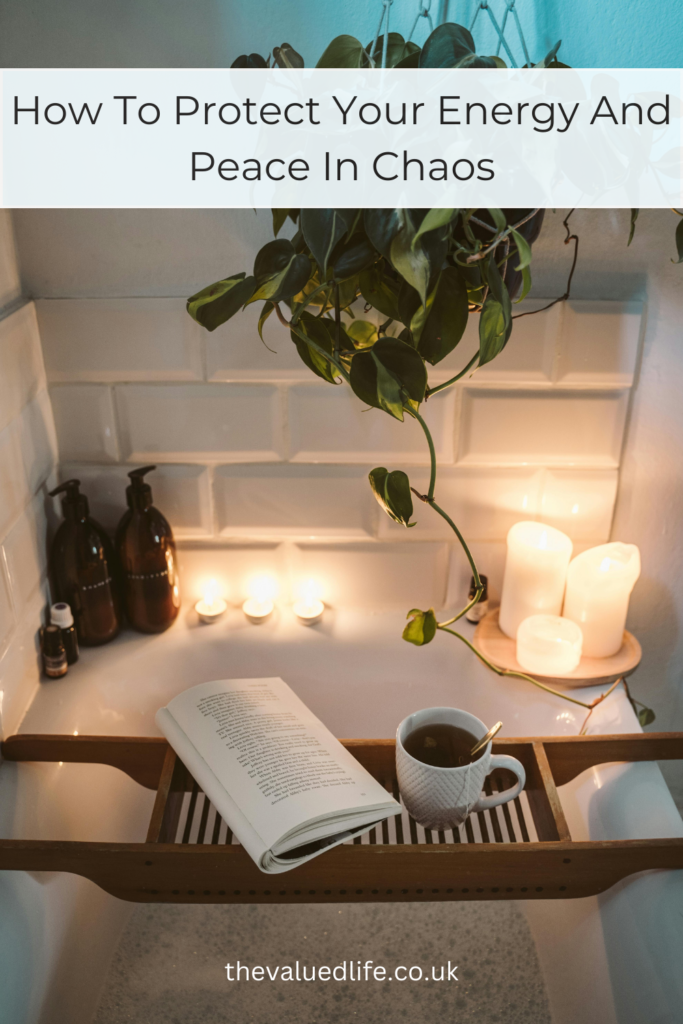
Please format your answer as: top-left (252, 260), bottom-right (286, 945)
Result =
top-left (470, 720), bottom-right (503, 759)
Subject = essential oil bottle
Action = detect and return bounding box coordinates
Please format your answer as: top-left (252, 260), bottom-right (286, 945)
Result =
top-left (42, 624), bottom-right (68, 678)
top-left (50, 602), bottom-right (80, 664)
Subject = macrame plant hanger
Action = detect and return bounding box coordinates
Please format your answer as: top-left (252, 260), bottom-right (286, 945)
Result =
top-left (371, 0), bottom-right (532, 69)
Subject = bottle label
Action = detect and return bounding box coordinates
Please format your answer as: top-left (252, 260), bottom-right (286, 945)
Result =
top-left (465, 599), bottom-right (489, 624)
top-left (80, 575), bottom-right (114, 592)
top-left (126, 569), bottom-right (170, 581)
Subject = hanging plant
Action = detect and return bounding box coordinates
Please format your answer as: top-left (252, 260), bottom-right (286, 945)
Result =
top-left (187, 21), bottom-right (662, 728)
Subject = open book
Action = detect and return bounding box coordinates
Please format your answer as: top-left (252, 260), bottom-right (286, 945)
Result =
top-left (156, 677), bottom-right (400, 874)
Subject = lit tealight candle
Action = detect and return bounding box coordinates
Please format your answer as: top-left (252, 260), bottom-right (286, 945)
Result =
top-left (293, 579), bottom-right (324, 626)
top-left (195, 578), bottom-right (227, 624)
top-left (242, 574), bottom-right (278, 624)
top-left (516, 614), bottom-right (583, 676)
top-left (499, 521), bottom-right (573, 640)
top-left (563, 542), bottom-right (641, 658)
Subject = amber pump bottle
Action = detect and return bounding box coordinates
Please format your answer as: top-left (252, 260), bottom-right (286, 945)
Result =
top-left (49, 480), bottom-right (123, 646)
top-left (115, 466), bottom-right (180, 633)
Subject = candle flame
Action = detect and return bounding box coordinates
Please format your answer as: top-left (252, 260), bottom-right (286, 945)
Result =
top-left (202, 578), bottom-right (220, 610)
top-left (571, 503), bottom-right (579, 515)
top-left (248, 574), bottom-right (278, 604)
top-left (599, 557), bottom-right (612, 573)
top-left (538, 530), bottom-right (548, 550)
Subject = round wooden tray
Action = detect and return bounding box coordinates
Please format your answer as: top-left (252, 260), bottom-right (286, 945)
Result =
top-left (473, 608), bottom-right (642, 689)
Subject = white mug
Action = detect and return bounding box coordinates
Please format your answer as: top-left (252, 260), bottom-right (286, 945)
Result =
top-left (396, 707), bottom-right (526, 832)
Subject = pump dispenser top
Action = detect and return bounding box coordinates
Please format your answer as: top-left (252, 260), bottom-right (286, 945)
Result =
top-left (116, 465), bottom-right (180, 633)
top-left (48, 479), bottom-right (122, 646)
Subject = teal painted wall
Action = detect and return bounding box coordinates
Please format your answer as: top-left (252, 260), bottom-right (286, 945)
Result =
top-left (0, 0), bottom-right (680, 68)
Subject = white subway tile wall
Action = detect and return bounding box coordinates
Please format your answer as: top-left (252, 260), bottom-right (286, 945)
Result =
top-left (0, 296), bottom-right (59, 733)
top-left (38, 295), bottom-right (642, 609)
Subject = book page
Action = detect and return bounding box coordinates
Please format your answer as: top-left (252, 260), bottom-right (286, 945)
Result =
top-left (164, 677), bottom-right (396, 850)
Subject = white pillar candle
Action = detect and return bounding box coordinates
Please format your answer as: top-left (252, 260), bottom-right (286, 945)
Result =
top-left (516, 614), bottom-right (583, 675)
top-left (499, 522), bottom-right (574, 639)
top-left (562, 542), bottom-right (640, 657)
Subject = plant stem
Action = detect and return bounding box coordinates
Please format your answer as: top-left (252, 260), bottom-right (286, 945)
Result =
top-left (276, 302), bottom-right (352, 385)
top-left (409, 406), bottom-right (437, 500)
top-left (438, 627), bottom-right (594, 709)
top-left (425, 352), bottom-right (479, 398)
top-left (290, 281), bottom-right (333, 325)
top-left (406, 405), bottom-right (484, 622)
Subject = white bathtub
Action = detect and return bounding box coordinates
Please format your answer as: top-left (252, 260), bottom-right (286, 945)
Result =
top-left (1, 604), bottom-right (682, 1024)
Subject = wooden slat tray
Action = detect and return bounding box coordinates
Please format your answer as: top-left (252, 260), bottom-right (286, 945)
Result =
top-left (1, 733), bottom-right (682, 903)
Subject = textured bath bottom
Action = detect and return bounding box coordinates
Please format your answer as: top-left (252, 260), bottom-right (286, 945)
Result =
top-left (93, 901), bottom-right (551, 1024)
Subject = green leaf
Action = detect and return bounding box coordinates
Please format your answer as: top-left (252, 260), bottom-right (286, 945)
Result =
top-left (637, 705), bottom-right (656, 727)
top-left (412, 208), bottom-right (459, 249)
top-left (398, 277), bottom-right (422, 329)
top-left (365, 32), bottom-right (418, 68)
top-left (291, 311), bottom-right (339, 384)
top-left (331, 235), bottom-right (378, 280)
top-left (419, 23), bottom-right (481, 68)
top-left (479, 257), bottom-right (512, 365)
top-left (272, 42), bottom-right (304, 68)
top-left (418, 267), bottom-right (469, 365)
top-left (359, 264), bottom-right (402, 321)
top-left (402, 607), bottom-right (437, 645)
top-left (510, 228), bottom-right (533, 270)
top-left (231, 53), bottom-right (268, 68)
top-left (300, 209), bottom-right (357, 278)
top-left (369, 467), bottom-right (416, 527)
top-left (251, 239), bottom-right (312, 303)
top-left (627, 209), bottom-right (639, 247)
top-left (516, 264), bottom-right (533, 303)
top-left (393, 48), bottom-right (421, 69)
top-left (673, 217), bottom-right (683, 264)
top-left (346, 320), bottom-right (378, 349)
top-left (364, 209), bottom-right (402, 261)
top-left (390, 210), bottom-right (431, 305)
top-left (316, 34), bottom-right (366, 68)
top-left (488, 55), bottom-right (507, 68)
top-left (258, 302), bottom-right (274, 343)
top-left (350, 337), bottom-right (427, 418)
top-left (487, 208), bottom-right (507, 232)
top-left (272, 209), bottom-right (290, 237)
top-left (187, 273), bottom-right (256, 332)
top-left (534, 40), bottom-right (562, 68)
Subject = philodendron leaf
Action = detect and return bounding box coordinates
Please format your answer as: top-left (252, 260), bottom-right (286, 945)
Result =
top-left (231, 53), bottom-right (268, 68)
top-left (272, 209), bottom-right (290, 236)
top-left (510, 227), bottom-right (533, 270)
top-left (359, 264), bottom-right (402, 321)
top-left (419, 23), bottom-right (497, 68)
top-left (627, 209), bottom-right (639, 247)
top-left (418, 267), bottom-right (469, 364)
top-left (412, 208), bottom-right (459, 249)
top-left (346, 320), bottom-right (378, 349)
top-left (258, 302), bottom-right (274, 343)
top-left (369, 467), bottom-right (415, 527)
top-left (350, 337), bottom-right (427, 419)
top-left (673, 217), bottom-right (683, 264)
top-left (637, 705), bottom-right (656, 727)
top-left (331, 235), bottom-right (378, 280)
top-left (390, 212), bottom-right (431, 305)
top-left (316, 35), bottom-right (367, 68)
top-left (187, 273), bottom-right (256, 332)
top-left (251, 239), bottom-right (312, 303)
top-left (291, 310), bottom-right (339, 384)
top-left (366, 32), bottom-right (418, 68)
top-left (403, 608), bottom-right (437, 645)
top-left (301, 209), bottom-right (358, 278)
top-left (479, 256), bottom-right (512, 365)
top-left (364, 209), bottom-right (403, 261)
top-left (272, 42), bottom-right (304, 68)
top-left (534, 40), bottom-right (562, 68)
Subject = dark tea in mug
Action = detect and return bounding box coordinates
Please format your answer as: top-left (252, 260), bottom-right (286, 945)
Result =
top-left (402, 724), bottom-right (484, 768)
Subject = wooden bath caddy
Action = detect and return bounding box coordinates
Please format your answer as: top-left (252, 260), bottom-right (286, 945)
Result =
top-left (1, 732), bottom-right (681, 904)
top-left (474, 608), bottom-right (642, 688)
